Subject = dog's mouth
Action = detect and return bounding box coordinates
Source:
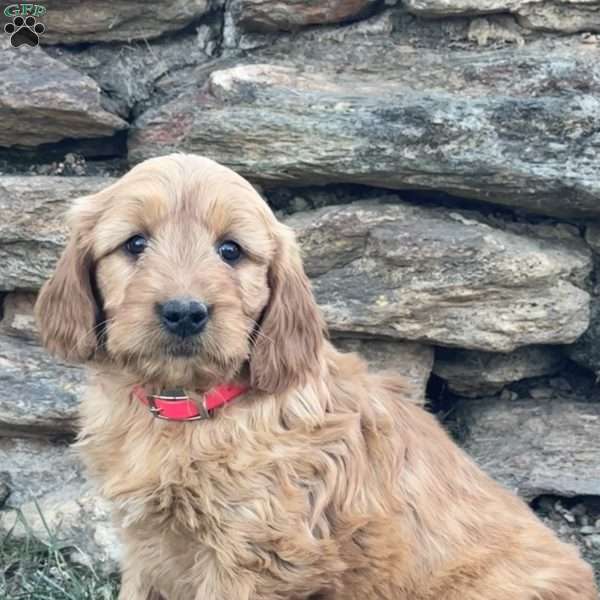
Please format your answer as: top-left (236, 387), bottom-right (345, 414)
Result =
top-left (161, 338), bottom-right (202, 358)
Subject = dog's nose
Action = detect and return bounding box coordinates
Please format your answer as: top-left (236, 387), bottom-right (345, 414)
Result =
top-left (158, 298), bottom-right (209, 337)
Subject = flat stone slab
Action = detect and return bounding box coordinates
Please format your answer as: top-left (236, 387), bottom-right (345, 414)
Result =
top-left (0, 43), bottom-right (126, 148)
top-left (403, 0), bottom-right (600, 33)
top-left (229, 0), bottom-right (378, 32)
top-left (0, 175), bottom-right (115, 290)
top-left (433, 346), bottom-right (564, 397)
top-left (40, 0), bottom-right (211, 44)
top-left (457, 396), bottom-right (600, 500)
top-left (0, 293), bottom-right (37, 339)
top-left (288, 199), bottom-right (591, 351)
top-left (129, 38), bottom-right (600, 218)
top-left (0, 335), bottom-right (83, 434)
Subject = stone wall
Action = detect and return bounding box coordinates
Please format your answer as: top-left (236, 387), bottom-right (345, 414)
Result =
top-left (1, 0), bottom-right (600, 580)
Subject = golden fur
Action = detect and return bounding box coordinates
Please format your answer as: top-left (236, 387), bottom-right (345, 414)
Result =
top-left (36, 154), bottom-right (596, 600)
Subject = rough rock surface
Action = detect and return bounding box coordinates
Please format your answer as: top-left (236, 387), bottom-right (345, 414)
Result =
top-left (230, 0), bottom-right (379, 32)
top-left (46, 28), bottom-right (219, 118)
top-left (518, 2), bottom-right (600, 33)
top-left (332, 338), bottom-right (433, 400)
top-left (404, 0), bottom-right (520, 16)
top-left (12, 487), bottom-right (119, 573)
top-left (0, 336), bottom-right (83, 434)
top-left (129, 39), bottom-right (600, 218)
top-left (0, 437), bottom-right (117, 572)
top-left (0, 176), bottom-right (115, 290)
top-left (0, 293), bottom-right (37, 339)
top-left (287, 200), bottom-right (591, 351)
top-left (224, 5), bottom-right (398, 50)
top-left (39, 1), bottom-right (213, 44)
top-left (586, 225), bottom-right (600, 254)
top-left (568, 292), bottom-right (600, 375)
top-left (433, 346), bottom-right (564, 396)
top-left (457, 395), bottom-right (600, 500)
top-left (0, 43), bottom-right (126, 148)
top-left (536, 497), bottom-right (600, 584)
top-left (568, 232), bottom-right (600, 375)
top-left (0, 437), bottom-right (81, 506)
top-left (403, 0), bottom-right (600, 33)
top-left (467, 15), bottom-right (526, 46)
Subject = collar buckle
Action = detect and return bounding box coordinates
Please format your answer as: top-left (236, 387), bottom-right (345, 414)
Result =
top-left (146, 390), bottom-right (213, 421)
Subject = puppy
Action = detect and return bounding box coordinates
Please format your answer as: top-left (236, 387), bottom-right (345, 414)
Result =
top-left (35, 154), bottom-right (596, 600)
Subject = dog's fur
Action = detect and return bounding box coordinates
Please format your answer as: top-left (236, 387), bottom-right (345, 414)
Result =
top-left (36, 155), bottom-right (596, 600)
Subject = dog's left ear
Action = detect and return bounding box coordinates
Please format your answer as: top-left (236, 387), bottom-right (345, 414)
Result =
top-left (35, 200), bottom-right (99, 362)
top-left (250, 225), bottom-right (325, 395)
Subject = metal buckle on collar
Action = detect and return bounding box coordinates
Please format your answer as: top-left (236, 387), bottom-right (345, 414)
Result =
top-left (146, 390), bottom-right (213, 421)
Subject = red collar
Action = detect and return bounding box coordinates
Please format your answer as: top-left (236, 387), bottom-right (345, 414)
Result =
top-left (132, 383), bottom-right (248, 422)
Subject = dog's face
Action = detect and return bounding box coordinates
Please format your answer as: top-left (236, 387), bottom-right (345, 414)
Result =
top-left (35, 155), bottom-right (324, 393)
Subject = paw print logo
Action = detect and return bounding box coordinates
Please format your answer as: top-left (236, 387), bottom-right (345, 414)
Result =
top-left (4, 15), bottom-right (45, 47)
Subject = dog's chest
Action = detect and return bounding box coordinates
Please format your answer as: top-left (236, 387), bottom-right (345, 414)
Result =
top-left (108, 445), bottom-right (332, 599)
top-left (79, 396), bottom-right (394, 599)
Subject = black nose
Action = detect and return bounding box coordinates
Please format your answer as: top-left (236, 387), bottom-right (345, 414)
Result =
top-left (158, 298), bottom-right (209, 338)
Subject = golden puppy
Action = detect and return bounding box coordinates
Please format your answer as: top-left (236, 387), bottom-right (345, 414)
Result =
top-left (35, 154), bottom-right (596, 600)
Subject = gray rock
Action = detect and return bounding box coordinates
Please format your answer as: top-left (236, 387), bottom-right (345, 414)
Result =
top-left (499, 389), bottom-right (519, 401)
top-left (230, 0), bottom-right (379, 32)
top-left (590, 535), bottom-right (600, 551)
top-left (0, 175), bottom-right (115, 290)
top-left (403, 0), bottom-right (520, 16)
top-left (517, 2), bottom-right (600, 33)
top-left (224, 5), bottom-right (396, 50)
top-left (0, 293), bottom-right (37, 339)
top-left (39, 0), bottom-right (212, 44)
top-left (548, 376), bottom-right (572, 392)
top-left (287, 200), bottom-right (591, 351)
top-left (567, 293), bottom-right (600, 375)
top-left (433, 346), bottom-right (564, 397)
top-left (457, 396), bottom-right (600, 500)
top-left (0, 335), bottom-right (83, 434)
top-left (129, 40), bottom-right (600, 218)
top-left (333, 338), bottom-right (433, 400)
top-left (528, 385), bottom-right (554, 399)
top-left (585, 225), bottom-right (600, 254)
top-left (0, 481), bottom-right (9, 507)
top-left (581, 526), bottom-right (596, 535)
top-left (403, 0), bottom-right (600, 33)
top-left (567, 252), bottom-right (600, 375)
top-left (535, 501), bottom-right (600, 586)
top-left (0, 437), bottom-right (82, 506)
top-left (0, 43), bottom-right (126, 148)
top-left (46, 28), bottom-right (218, 118)
top-left (0, 437), bottom-right (118, 573)
top-left (467, 15), bottom-right (525, 46)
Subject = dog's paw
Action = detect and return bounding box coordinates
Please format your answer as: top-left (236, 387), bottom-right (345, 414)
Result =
top-left (4, 16), bottom-right (45, 47)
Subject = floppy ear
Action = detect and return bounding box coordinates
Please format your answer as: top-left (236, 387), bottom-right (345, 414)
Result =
top-left (250, 225), bottom-right (326, 395)
top-left (35, 205), bottom-right (99, 362)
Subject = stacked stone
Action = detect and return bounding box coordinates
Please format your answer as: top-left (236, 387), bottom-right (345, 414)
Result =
top-left (1, 0), bottom-right (599, 576)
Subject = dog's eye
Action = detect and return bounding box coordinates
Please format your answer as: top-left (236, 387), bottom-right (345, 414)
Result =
top-left (124, 234), bottom-right (148, 256)
top-left (218, 240), bottom-right (243, 264)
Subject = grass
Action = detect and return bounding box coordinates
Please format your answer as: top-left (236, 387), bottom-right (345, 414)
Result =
top-left (0, 508), bottom-right (119, 600)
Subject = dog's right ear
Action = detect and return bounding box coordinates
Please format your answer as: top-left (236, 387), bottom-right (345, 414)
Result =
top-left (35, 201), bottom-right (99, 362)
